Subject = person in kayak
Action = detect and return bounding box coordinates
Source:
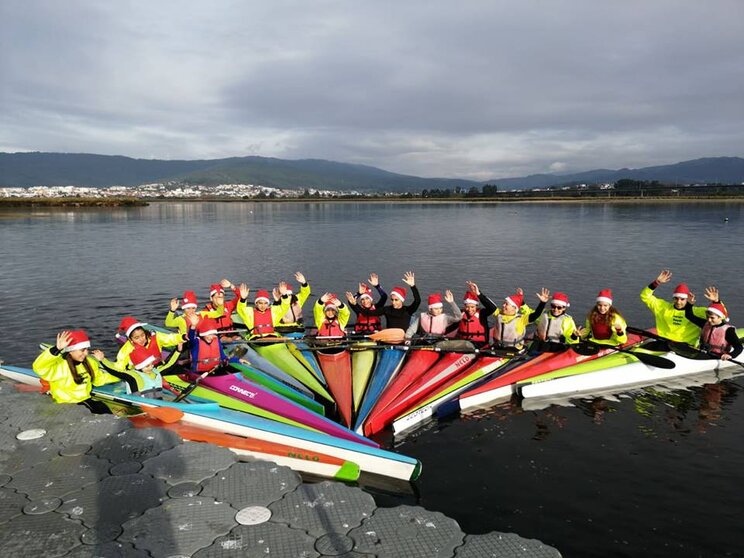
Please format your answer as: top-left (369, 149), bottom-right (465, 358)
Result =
top-left (454, 286), bottom-right (491, 347)
top-left (314, 293), bottom-right (351, 337)
top-left (469, 282), bottom-right (548, 350)
top-left (186, 315), bottom-right (230, 373)
top-left (105, 316), bottom-right (184, 372)
top-left (277, 271), bottom-right (311, 329)
top-left (533, 291), bottom-right (579, 349)
top-left (640, 269), bottom-right (709, 345)
top-left (576, 289), bottom-right (628, 346)
top-left (236, 282), bottom-right (291, 339)
top-left (165, 290), bottom-right (200, 336)
top-left (202, 279), bottom-right (241, 337)
top-left (684, 291), bottom-right (742, 360)
top-left (405, 291), bottom-right (461, 341)
top-left (32, 330), bottom-right (120, 413)
top-left (345, 274), bottom-right (388, 334)
top-left (355, 271), bottom-right (420, 330)
top-left (126, 343), bottom-right (183, 397)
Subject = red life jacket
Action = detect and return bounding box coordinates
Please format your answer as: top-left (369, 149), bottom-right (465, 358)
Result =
top-left (701, 323), bottom-right (734, 355)
top-left (252, 309), bottom-right (275, 336)
top-left (138, 333), bottom-right (164, 365)
top-left (318, 318), bottom-right (345, 337)
top-left (204, 302), bottom-right (234, 330)
top-left (355, 306), bottom-right (382, 334)
top-left (590, 316), bottom-right (613, 340)
top-left (194, 337), bottom-right (223, 373)
top-left (457, 311), bottom-right (487, 344)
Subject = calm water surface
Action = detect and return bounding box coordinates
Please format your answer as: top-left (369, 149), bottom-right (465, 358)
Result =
top-left (1, 201), bottom-right (742, 557)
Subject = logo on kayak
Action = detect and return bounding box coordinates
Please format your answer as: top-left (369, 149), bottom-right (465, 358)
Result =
top-left (287, 451), bottom-right (320, 462)
top-left (229, 384), bottom-right (257, 399)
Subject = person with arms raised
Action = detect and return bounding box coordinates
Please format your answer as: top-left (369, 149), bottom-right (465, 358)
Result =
top-left (314, 293), bottom-right (351, 337)
top-left (106, 316), bottom-right (184, 372)
top-left (236, 282), bottom-right (291, 339)
top-left (165, 290), bottom-right (200, 336)
top-left (454, 286), bottom-right (491, 347)
top-left (533, 291), bottom-right (579, 350)
top-left (405, 291), bottom-right (461, 341)
top-left (345, 274), bottom-right (388, 334)
top-left (277, 271), bottom-right (311, 329)
top-left (684, 288), bottom-right (742, 360)
top-left (355, 271), bottom-right (420, 330)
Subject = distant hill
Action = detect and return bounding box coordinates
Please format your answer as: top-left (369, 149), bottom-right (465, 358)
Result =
top-left (0, 152), bottom-right (477, 192)
top-left (483, 157), bottom-right (744, 189)
top-left (1, 152), bottom-right (743, 192)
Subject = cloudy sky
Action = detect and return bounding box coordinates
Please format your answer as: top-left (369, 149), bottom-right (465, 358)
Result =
top-left (1, 1), bottom-right (743, 180)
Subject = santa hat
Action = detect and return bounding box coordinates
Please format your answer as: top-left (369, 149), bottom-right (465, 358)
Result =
top-left (504, 292), bottom-right (524, 309)
top-left (324, 294), bottom-right (339, 312)
top-left (129, 345), bottom-right (158, 370)
top-left (596, 289), bottom-right (613, 305)
top-left (196, 317), bottom-right (220, 337)
top-left (428, 293), bottom-right (443, 309)
top-left (706, 302), bottom-right (729, 321)
top-left (64, 330), bottom-right (91, 352)
top-left (359, 283), bottom-right (373, 301)
top-left (463, 292), bottom-right (479, 306)
top-left (182, 290), bottom-right (198, 309)
top-left (673, 283), bottom-right (690, 299)
top-left (254, 290), bottom-right (271, 304)
top-left (118, 316), bottom-right (145, 338)
top-left (551, 292), bottom-right (570, 307)
top-left (209, 284), bottom-right (224, 297)
top-left (390, 287), bottom-right (407, 302)
top-left (284, 283), bottom-right (294, 295)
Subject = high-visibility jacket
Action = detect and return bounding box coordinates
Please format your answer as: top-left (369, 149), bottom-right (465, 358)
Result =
top-left (314, 301), bottom-right (351, 336)
top-left (105, 331), bottom-right (183, 372)
top-left (536, 312), bottom-right (578, 344)
top-left (582, 313), bottom-right (628, 346)
top-left (640, 286), bottom-right (706, 345)
top-left (490, 305), bottom-right (534, 349)
top-left (32, 348), bottom-right (120, 404)
top-left (280, 283), bottom-right (311, 326)
top-left (236, 296), bottom-right (291, 338)
top-left (165, 311), bottom-right (195, 336)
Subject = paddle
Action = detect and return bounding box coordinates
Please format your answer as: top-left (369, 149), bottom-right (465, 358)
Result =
top-left (581, 338), bottom-right (676, 369)
top-left (173, 364), bottom-right (221, 402)
top-left (141, 405), bottom-right (184, 423)
top-left (627, 326), bottom-right (744, 369)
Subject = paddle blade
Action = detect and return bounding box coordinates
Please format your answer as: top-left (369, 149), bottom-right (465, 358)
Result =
top-left (367, 328), bottom-right (406, 344)
top-left (141, 405), bottom-right (185, 424)
top-left (626, 350), bottom-right (676, 369)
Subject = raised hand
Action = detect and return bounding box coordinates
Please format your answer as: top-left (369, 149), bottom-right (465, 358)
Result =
top-left (704, 286), bottom-right (720, 303)
top-left (345, 291), bottom-right (356, 304)
top-left (294, 271), bottom-right (306, 284)
top-left (219, 278), bottom-right (234, 289)
top-left (56, 331), bottom-right (72, 351)
top-left (516, 287), bottom-right (524, 296)
top-left (537, 288), bottom-right (550, 303)
top-left (320, 292), bottom-right (332, 304)
top-left (169, 298), bottom-right (179, 312)
top-left (402, 271), bottom-right (415, 286)
top-left (272, 287), bottom-right (280, 301)
top-left (689, 292), bottom-right (696, 305)
top-left (187, 313), bottom-right (200, 327)
top-left (238, 283), bottom-right (249, 299)
top-left (369, 273), bottom-right (379, 287)
top-left (465, 281), bottom-right (480, 295)
top-left (444, 290), bottom-right (454, 303)
top-left (656, 269), bottom-right (672, 284)
top-left (278, 281), bottom-right (289, 296)
top-left (91, 349), bottom-right (105, 361)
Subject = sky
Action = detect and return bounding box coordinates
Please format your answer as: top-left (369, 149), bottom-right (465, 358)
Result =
top-left (1, 1), bottom-right (743, 181)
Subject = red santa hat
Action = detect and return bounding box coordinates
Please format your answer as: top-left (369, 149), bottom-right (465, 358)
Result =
top-left (254, 290), bottom-right (271, 304)
top-left (324, 294), bottom-right (340, 312)
top-left (504, 292), bottom-right (524, 309)
top-left (129, 345), bottom-right (159, 370)
top-left (196, 317), bottom-right (220, 337)
top-left (706, 302), bottom-right (729, 321)
top-left (182, 290), bottom-right (198, 309)
top-left (596, 289), bottom-right (613, 305)
top-left (209, 284), bottom-right (224, 297)
top-left (673, 283), bottom-right (690, 299)
top-left (428, 293), bottom-right (443, 309)
top-left (64, 330), bottom-right (91, 352)
top-left (390, 286), bottom-right (407, 302)
top-left (551, 292), bottom-right (570, 307)
top-left (463, 291), bottom-right (479, 306)
top-left (359, 283), bottom-right (373, 301)
top-left (118, 316), bottom-right (145, 338)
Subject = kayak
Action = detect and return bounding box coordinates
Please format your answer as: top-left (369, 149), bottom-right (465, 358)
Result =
top-left (129, 415), bottom-right (361, 482)
top-left (228, 361), bottom-right (324, 414)
top-left (391, 355), bottom-right (510, 435)
top-left (351, 345), bottom-right (376, 412)
top-left (354, 348), bottom-right (407, 432)
top-left (362, 351), bottom-right (477, 436)
top-left (286, 341), bottom-right (327, 384)
top-left (520, 329), bottom-right (744, 400)
top-left (254, 342), bottom-right (334, 402)
top-left (237, 345), bottom-right (316, 397)
top-left (458, 335), bottom-right (644, 412)
top-left (364, 349), bottom-right (440, 423)
top-left (315, 348), bottom-right (353, 428)
top-left (0, 365), bottom-right (421, 481)
top-left (169, 372), bottom-right (375, 447)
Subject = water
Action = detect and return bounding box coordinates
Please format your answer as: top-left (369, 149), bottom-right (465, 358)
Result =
top-left (1, 201), bottom-right (742, 557)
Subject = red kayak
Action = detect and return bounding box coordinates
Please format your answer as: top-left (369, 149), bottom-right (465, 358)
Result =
top-left (459, 334), bottom-right (642, 411)
top-left (365, 349), bottom-right (441, 422)
top-left (363, 352), bottom-right (477, 436)
top-left (316, 348), bottom-right (353, 427)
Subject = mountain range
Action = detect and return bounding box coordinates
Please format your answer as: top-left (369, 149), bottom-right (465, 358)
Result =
top-left (1, 152), bottom-right (743, 192)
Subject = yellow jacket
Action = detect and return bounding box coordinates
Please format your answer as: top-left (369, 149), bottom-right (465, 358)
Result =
top-left (105, 331), bottom-right (184, 372)
top-left (582, 313), bottom-right (628, 346)
top-left (640, 286), bottom-right (706, 345)
top-left (32, 348), bottom-right (120, 404)
top-left (236, 296), bottom-right (291, 338)
top-left (164, 311), bottom-right (189, 336)
top-left (280, 283), bottom-right (311, 326)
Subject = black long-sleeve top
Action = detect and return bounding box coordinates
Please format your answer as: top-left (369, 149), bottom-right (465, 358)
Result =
top-left (356, 285), bottom-right (421, 330)
top-left (349, 284), bottom-right (388, 316)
